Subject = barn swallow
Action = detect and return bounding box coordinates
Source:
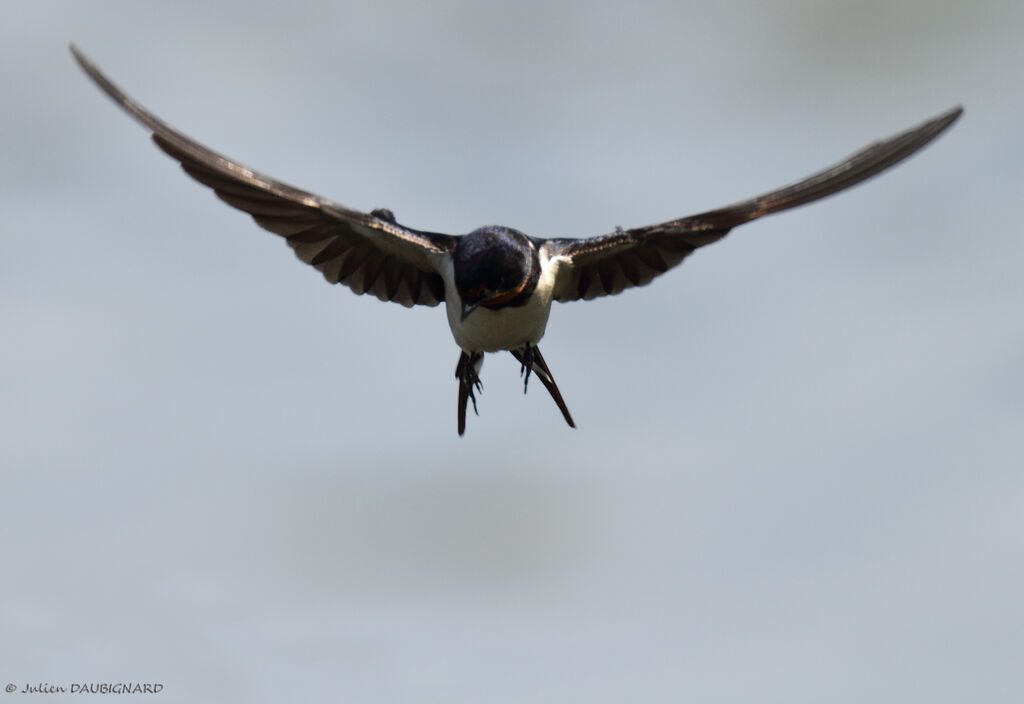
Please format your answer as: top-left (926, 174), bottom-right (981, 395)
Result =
top-left (71, 46), bottom-right (962, 435)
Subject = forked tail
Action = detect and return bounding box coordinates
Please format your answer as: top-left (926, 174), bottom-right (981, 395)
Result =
top-left (510, 345), bottom-right (575, 430)
top-left (455, 346), bottom-right (575, 436)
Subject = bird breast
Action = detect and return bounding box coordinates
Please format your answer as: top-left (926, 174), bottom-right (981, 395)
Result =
top-left (443, 254), bottom-right (562, 352)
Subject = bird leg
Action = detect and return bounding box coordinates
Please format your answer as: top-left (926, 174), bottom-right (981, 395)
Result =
top-left (517, 345), bottom-right (535, 393)
top-left (455, 351), bottom-right (484, 436)
top-left (510, 345), bottom-right (575, 429)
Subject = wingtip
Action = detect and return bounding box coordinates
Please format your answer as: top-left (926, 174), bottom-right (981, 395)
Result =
top-left (68, 43), bottom-right (111, 95)
top-left (68, 43), bottom-right (89, 70)
top-left (938, 105), bottom-right (965, 128)
top-left (920, 105), bottom-right (965, 141)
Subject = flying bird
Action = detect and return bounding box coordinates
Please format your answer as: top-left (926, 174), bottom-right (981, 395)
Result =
top-left (71, 46), bottom-right (962, 435)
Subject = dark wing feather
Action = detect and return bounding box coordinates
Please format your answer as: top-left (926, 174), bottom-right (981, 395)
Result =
top-left (71, 45), bottom-right (456, 307)
top-left (544, 106), bottom-right (963, 302)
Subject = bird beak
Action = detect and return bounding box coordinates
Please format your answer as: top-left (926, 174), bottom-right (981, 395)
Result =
top-left (460, 300), bottom-right (479, 322)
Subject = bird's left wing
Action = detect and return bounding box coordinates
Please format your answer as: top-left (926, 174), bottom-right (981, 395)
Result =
top-left (542, 106), bottom-right (962, 302)
top-left (71, 45), bottom-right (458, 307)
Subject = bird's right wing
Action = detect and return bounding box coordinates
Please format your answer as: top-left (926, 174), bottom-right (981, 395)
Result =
top-left (72, 45), bottom-right (458, 307)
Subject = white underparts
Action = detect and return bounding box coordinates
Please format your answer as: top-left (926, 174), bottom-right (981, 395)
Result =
top-left (442, 253), bottom-right (567, 353)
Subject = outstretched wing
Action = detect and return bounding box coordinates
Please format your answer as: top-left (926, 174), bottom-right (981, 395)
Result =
top-left (543, 106), bottom-right (962, 302)
top-left (72, 45), bottom-right (458, 307)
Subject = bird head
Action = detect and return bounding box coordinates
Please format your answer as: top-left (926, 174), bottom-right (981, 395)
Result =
top-left (454, 226), bottom-right (539, 321)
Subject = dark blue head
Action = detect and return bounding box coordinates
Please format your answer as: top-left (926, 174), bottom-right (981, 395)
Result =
top-left (454, 226), bottom-right (540, 320)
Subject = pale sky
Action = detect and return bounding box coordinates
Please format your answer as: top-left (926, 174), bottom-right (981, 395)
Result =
top-left (2, 1), bottom-right (1022, 701)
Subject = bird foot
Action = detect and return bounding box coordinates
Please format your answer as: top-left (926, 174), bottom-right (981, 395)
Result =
top-left (456, 351), bottom-right (484, 435)
top-left (517, 345), bottom-right (535, 394)
top-left (510, 345), bottom-right (575, 429)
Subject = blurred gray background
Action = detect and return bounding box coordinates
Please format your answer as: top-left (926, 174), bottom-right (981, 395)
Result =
top-left (2, 0), bottom-right (1021, 701)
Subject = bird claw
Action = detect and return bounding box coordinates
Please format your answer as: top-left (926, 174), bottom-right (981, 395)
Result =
top-left (467, 374), bottom-right (482, 415)
top-left (510, 345), bottom-right (575, 429)
top-left (518, 345), bottom-right (535, 394)
top-left (457, 345), bottom-right (574, 436)
top-left (456, 351), bottom-right (484, 435)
